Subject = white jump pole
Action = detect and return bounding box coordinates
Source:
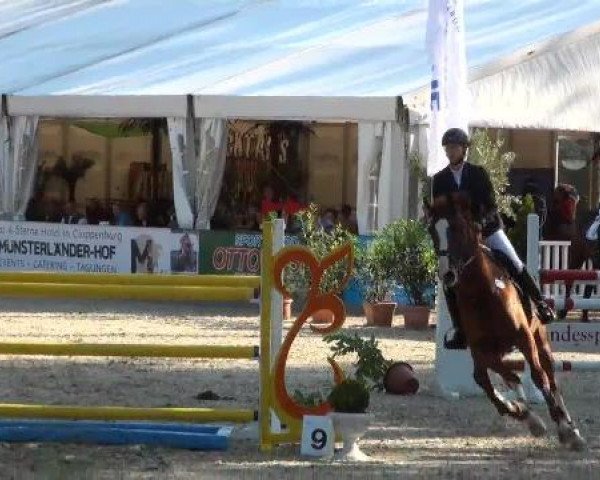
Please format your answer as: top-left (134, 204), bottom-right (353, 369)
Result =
top-left (523, 214), bottom-right (546, 403)
top-left (269, 219), bottom-right (285, 433)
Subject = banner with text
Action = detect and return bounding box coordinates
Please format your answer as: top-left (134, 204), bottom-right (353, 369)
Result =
top-left (198, 231), bottom-right (299, 275)
top-left (0, 221), bottom-right (199, 275)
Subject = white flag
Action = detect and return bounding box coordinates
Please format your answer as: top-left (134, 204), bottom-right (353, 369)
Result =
top-left (426, 0), bottom-right (470, 176)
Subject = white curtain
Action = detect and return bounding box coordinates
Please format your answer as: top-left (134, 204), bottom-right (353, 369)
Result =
top-left (357, 121), bottom-right (409, 234)
top-left (0, 113), bottom-right (39, 220)
top-left (377, 121), bottom-right (407, 229)
top-left (356, 122), bottom-right (384, 235)
top-left (167, 117), bottom-right (195, 228)
top-left (195, 118), bottom-right (227, 230)
top-left (167, 117), bottom-right (227, 229)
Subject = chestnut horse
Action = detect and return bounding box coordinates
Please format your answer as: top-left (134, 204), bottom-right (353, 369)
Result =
top-left (544, 184), bottom-right (598, 321)
top-left (428, 194), bottom-right (585, 450)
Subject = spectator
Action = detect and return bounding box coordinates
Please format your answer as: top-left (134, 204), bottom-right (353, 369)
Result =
top-left (60, 201), bottom-right (87, 225)
top-left (319, 208), bottom-right (337, 234)
top-left (283, 192), bottom-right (305, 233)
top-left (260, 185), bottom-right (281, 221)
top-left (246, 205), bottom-right (261, 231)
top-left (134, 201), bottom-right (152, 227)
top-left (42, 199), bottom-right (62, 223)
top-left (85, 198), bottom-right (106, 225)
top-left (167, 207), bottom-right (178, 228)
top-left (338, 204), bottom-right (358, 234)
top-left (110, 202), bottom-right (133, 226)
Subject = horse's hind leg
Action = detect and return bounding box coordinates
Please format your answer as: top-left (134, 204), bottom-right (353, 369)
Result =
top-left (492, 360), bottom-right (547, 437)
top-left (471, 351), bottom-right (527, 421)
top-left (534, 327), bottom-right (586, 450)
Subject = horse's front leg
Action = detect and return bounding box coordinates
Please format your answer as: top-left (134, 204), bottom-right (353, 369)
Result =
top-left (533, 327), bottom-right (586, 450)
top-left (471, 350), bottom-right (527, 420)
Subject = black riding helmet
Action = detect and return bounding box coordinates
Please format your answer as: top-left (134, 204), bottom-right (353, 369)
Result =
top-left (442, 128), bottom-right (470, 147)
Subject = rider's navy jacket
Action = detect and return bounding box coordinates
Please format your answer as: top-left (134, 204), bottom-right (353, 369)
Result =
top-left (431, 162), bottom-right (503, 238)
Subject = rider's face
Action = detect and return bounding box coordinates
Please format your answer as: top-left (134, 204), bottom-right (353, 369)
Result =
top-left (444, 143), bottom-right (466, 166)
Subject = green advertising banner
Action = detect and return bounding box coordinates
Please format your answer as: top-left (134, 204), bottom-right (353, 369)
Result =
top-left (198, 231), bottom-right (299, 275)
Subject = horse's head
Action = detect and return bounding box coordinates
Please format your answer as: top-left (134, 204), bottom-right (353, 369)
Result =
top-left (427, 193), bottom-right (481, 288)
top-left (551, 183), bottom-right (579, 224)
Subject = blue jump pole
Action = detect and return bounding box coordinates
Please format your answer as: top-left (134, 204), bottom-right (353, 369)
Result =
top-left (0, 419), bottom-right (232, 450)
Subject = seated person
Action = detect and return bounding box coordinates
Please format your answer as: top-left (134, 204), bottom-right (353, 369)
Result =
top-left (134, 201), bottom-right (152, 227)
top-left (110, 202), bottom-right (133, 226)
top-left (260, 185), bottom-right (281, 222)
top-left (338, 204), bottom-right (358, 234)
top-left (319, 208), bottom-right (337, 234)
top-left (283, 193), bottom-right (304, 233)
top-left (60, 201), bottom-right (87, 225)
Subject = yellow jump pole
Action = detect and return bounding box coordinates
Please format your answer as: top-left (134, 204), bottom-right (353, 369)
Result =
top-left (0, 404), bottom-right (257, 423)
top-left (0, 272), bottom-right (260, 288)
top-left (259, 220), bottom-right (274, 451)
top-left (0, 343), bottom-right (259, 359)
top-left (259, 218), bottom-right (285, 451)
top-left (0, 282), bottom-right (254, 302)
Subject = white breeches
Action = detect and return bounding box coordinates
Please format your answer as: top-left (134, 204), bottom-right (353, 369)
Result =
top-left (485, 229), bottom-right (524, 272)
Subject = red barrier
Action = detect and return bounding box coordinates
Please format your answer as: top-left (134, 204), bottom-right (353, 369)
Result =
top-left (540, 269), bottom-right (600, 285)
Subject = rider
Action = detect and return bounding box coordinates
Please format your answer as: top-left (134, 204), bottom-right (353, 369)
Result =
top-left (432, 127), bottom-right (556, 350)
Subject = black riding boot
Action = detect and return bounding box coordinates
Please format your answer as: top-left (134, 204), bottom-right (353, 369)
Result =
top-left (443, 287), bottom-right (467, 350)
top-left (516, 269), bottom-right (556, 324)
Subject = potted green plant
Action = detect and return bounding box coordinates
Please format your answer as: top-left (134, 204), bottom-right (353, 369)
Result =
top-left (324, 332), bottom-right (391, 391)
top-left (322, 332), bottom-right (419, 460)
top-left (283, 204), bottom-right (356, 323)
top-left (355, 235), bottom-right (398, 327)
top-left (324, 333), bottom-right (376, 462)
top-left (377, 219), bottom-right (437, 329)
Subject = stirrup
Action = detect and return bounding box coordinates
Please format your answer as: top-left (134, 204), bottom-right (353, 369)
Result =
top-left (443, 329), bottom-right (467, 350)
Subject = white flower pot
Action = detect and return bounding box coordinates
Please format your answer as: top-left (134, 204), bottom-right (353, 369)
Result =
top-left (330, 412), bottom-right (372, 462)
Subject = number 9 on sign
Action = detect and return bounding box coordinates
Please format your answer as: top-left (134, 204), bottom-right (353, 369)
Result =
top-left (300, 415), bottom-right (334, 457)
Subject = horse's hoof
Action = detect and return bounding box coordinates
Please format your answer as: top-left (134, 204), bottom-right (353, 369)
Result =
top-left (558, 422), bottom-right (571, 444)
top-left (526, 411), bottom-right (547, 437)
top-left (569, 429), bottom-right (587, 451)
top-left (558, 423), bottom-right (587, 450)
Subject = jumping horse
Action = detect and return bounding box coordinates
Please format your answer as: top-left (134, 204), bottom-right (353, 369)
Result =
top-left (427, 193), bottom-right (586, 450)
top-left (544, 184), bottom-right (598, 321)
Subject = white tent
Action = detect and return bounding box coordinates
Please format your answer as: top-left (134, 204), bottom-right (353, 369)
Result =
top-left (1, 0), bottom-right (600, 229)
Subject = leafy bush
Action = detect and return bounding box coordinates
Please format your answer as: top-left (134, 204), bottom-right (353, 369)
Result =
top-left (324, 332), bottom-right (391, 391)
top-left (353, 238), bottom-right (397, 303)
top-left (292, 389), bottom-right (325, 407)
top-left (468, 129), bottom-right (519, 220)
top-left (377, 219), bottom-right (437, 306)
top-left (327, 379), bottom-right (370, 413)
top-left (282, 204), bottom-right (355, 300)
top-left (507, 194), bottom-right (536, 259)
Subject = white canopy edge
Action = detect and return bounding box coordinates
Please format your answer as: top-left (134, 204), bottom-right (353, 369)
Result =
top-left (7, 95), bottom-right (187, 118)
top-left (7, 94), bottom-right (399, 122)
top-left (469, 26), bottom-right (600, 131)
top-left (193, 95), bottom-right (400, 122)
top-left (404, 19), bottom-right (600, 132)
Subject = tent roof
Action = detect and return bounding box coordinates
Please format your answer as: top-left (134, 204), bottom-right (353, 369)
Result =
top-left (2, 0), bottom-right (600, 122)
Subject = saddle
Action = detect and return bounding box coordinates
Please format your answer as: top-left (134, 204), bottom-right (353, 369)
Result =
top-left (482, 246), bottom-right (533, 320)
